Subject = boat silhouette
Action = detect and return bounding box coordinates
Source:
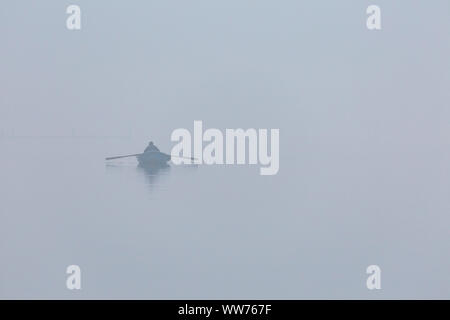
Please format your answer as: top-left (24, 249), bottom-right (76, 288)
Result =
top-left (105, 141), bottom-right (195, 168)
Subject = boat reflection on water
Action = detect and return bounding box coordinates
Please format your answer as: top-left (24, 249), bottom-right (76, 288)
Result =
top-left (106, 160), bottom-right (199, 193)
top-left (137, 162), bottom-right (171, 188)
top-left (105, 142), bottom-right (197, 191)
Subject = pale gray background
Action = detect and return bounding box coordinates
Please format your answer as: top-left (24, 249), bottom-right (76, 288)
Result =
top-left (1, 1), bottom-right (449, 298)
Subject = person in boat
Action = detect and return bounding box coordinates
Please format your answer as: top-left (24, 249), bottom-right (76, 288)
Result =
top-left (144, 141), bottom-right (160, 153)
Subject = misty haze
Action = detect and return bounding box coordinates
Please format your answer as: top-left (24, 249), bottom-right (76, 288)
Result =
top-left (1, 1), bottom-right (449, 299)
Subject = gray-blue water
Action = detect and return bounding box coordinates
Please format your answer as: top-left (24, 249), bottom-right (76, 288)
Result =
top-left (1, 136), bottom-right (449, 299)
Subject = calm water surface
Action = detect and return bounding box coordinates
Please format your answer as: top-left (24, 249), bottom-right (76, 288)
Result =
top-left (1, 137), bottom-right (449, 299)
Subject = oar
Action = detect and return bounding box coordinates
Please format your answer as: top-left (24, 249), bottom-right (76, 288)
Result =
top-left (105, 152), bottom-right (198, 162)
top-left (105, 153), bottom-right (142, 160)
top-left (166, 153), bottom-right (198, 162)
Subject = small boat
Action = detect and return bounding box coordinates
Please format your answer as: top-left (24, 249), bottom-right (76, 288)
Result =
top-left (105, 141), bottom-right (195, 168)
top-left (136, 151), bottom-right (171, 167)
